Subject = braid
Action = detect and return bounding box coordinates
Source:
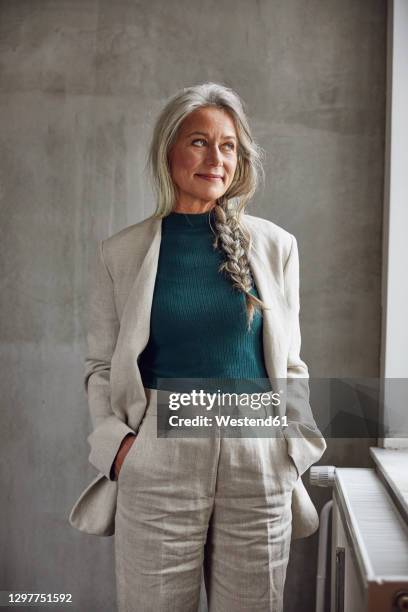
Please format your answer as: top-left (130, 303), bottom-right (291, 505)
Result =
top-left (211, 203), bottom-right (269, 331)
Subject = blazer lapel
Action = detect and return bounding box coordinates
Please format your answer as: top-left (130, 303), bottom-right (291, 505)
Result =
top-left (110, 217), bottom-right (162, 428)
top-left (246, 228), bottom-right (291, 401)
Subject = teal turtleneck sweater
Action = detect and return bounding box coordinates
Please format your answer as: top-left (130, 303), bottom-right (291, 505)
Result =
top-left (138, 210), bottom-right (272, 393)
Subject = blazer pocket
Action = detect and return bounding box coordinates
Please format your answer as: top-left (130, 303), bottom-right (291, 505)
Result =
top-left (287, 451), bottom-right (300, 481)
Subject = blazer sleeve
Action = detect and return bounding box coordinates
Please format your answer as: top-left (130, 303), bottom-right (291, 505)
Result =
top-left (84, 240), bottom-right (136, 480)
top-left (282, 234), bottom-right (327, 477)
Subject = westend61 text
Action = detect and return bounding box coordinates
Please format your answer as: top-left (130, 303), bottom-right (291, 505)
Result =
top-left (168, 415), bottom-right (288, 427)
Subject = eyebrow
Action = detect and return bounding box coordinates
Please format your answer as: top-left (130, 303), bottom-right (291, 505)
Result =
top-left (186, 131), bottom-right (237, 141)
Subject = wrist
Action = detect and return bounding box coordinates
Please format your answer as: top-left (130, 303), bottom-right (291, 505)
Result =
top-left (112, 434), bottom-right (136, 480)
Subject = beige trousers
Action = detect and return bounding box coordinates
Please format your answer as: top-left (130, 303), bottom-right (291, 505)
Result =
top-left (114, 388), bottom-right (298, 612)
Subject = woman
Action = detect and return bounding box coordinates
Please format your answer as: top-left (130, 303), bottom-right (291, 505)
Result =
top-left (69, 82), bottom-right (326, 612)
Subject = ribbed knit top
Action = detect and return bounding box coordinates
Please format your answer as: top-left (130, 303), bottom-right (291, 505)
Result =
top-left (138, 210), bottom-right (272, 393)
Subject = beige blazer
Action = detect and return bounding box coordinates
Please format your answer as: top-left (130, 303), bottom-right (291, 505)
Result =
top-left (69, 212), bottom-right (327, 539)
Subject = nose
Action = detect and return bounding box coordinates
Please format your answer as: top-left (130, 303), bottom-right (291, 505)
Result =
top-left (206, 144), bottom-right (223, 167)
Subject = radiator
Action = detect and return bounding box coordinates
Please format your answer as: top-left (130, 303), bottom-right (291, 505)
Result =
top-left (330, 468), bottom-right (408, 612)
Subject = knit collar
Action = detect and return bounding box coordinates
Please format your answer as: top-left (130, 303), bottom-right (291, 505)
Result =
top-left (164, 209), bottom-right (215, 231)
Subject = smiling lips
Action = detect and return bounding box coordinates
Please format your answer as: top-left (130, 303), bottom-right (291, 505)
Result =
top-left (196, 174), bottom-right (223, 181)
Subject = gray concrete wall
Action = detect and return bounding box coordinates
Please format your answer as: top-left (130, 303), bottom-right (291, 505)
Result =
top-left (0, 1), bottom-right (386, 611)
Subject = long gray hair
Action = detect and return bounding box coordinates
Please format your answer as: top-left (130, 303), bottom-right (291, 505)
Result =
top-left (147, 82), bottom-right (269, 331)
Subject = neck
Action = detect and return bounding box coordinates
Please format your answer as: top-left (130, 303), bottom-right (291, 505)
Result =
top-left (172, 200), bottom-right (216, 214)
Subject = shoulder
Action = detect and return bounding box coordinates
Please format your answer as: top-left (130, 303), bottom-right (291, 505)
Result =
top-left (242, 213), bottom-right (293, 242)
top-left (242, 213), bottom-right (295, 263)
top-left (99, 214), bottom-right (160, 273)
top-left (103, 214), bottom-right (159, 248)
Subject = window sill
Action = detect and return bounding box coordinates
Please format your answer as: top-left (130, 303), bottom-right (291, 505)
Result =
top-left (369, 446), bottom-right (408, 524)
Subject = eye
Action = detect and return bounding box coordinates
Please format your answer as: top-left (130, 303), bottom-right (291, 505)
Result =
top-left (223, 142), bottom-right (236, 151)
top-left (192, 139), bottom-right (206, 146)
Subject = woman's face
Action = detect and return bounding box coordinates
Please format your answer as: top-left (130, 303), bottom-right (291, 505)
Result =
top-left (168, 106), bottom-right (238, 213)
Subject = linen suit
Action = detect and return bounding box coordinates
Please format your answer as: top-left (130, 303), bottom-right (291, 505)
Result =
top-left (68, 212), bottom-right (327, 610)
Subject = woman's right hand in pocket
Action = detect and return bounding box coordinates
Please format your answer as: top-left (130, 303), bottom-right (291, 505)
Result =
top-left (113, 433), bottom-right (137, 480)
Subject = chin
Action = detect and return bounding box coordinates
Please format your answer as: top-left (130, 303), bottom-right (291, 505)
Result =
top-left (194, 187), bottom-right (226, 200)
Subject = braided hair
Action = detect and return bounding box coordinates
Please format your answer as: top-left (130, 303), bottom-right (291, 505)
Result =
top-left (211, 202), bottom-right (268, 332)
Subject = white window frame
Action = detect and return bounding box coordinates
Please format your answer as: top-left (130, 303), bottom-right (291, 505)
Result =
top-left (378, 0), bottom-right (408, 451)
